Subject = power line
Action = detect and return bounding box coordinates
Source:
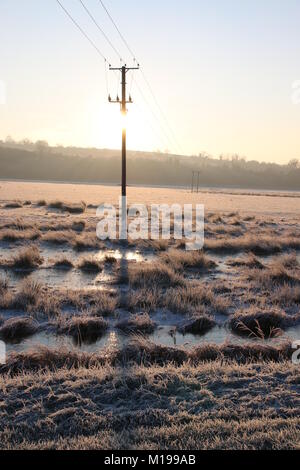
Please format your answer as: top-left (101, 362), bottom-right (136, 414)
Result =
top-left (139, 69), bottom-right (184, 155)
top-left (78, 0), bottom-right (123, 62)
top-left (55, 0), bottom-right (110, 64)
top-left (98, 0), bottom-right (137, 62)
top-left (56, 0), bottom-right (184, 155)
top-left (132, 76), bottom-right (177, 152)
top-left (97, 0), bottom-right (184, 155)
top-left (135, 102), bottom-right (173, 152)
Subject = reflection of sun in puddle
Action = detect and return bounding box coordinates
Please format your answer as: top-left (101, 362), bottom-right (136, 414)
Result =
top-left (96, 249), bottom-right (153, 263)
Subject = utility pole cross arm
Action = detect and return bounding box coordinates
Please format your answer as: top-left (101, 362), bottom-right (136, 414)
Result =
top-left (108, 64), bottom-right (140, 197)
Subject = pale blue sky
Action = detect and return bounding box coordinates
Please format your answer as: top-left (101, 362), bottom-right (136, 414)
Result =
top-left (0, 0), bottom-right (299, 162)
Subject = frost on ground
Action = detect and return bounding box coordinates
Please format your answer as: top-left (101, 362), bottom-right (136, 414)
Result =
top-left (0, 357), bottom-right (299, 450)
top-left (0, 190), bottom-right (299, 449)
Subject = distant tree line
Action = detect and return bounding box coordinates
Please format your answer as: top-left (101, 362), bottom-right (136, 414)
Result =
top-left (0, 138), bottom-right (299, 191)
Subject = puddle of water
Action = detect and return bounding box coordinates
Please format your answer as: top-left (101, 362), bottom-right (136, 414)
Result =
top-left (1, 266), bottom-right (115, 290)
top-left (5, 330), bottom-right (122, 355)
top-left (4, 323), bottom-right (299, 357)
top-left (149, 324), bottom-right (300, 349)
top-left (96, 249), bottom-right (155, 263)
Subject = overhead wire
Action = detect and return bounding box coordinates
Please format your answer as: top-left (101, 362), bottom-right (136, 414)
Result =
top-left (55, 0), bottom-right (110, 64)
top-left (97, 0), bottom-right (184, 154)
top-left (56, 0), bottom-right (182, 153)
top-left (98, 0), bottom-right (137, 62)
top-left (132, 75), bottom-right (176, 152)
top-left (78, 0), bottom-right (123, 63)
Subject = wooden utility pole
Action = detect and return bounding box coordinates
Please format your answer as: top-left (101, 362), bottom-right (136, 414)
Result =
top-left (108, 65), bottom-right (139, 197)
top-left (191, 171), bottom-right (201, 193)
top-left (197, 171), bottom-right (200, 193)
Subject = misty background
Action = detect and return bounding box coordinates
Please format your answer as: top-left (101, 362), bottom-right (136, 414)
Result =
top-left (1, 138), bottom-right (300, 191)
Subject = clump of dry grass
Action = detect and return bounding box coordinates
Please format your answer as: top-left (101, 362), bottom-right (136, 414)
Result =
top-left (272, 284), bottom-right (300, 306)
top-left (36, 199), bottom-right (47, 206)
top-left (0, 276), bottom-right (12, 309)
top-left (89, 291), bottom-right (118, 316)
top-left (0, 317), bottom-right (38, 342)
top-left (117, 336), bottom-right (293, 366)
top-left (147, 239), bottom-right (169, 251)
top-left (42, 231), bottom-right (73, 245)
top-left (48, 200), bottom-right (64, 210)
top-left (229, 217), bottom-right (243, 226)
top-left (164, 285), bottom-right (229, 315)
top-left (0, 229), bottom-right (40, 242)
top-left (48, 201), bottom-right (86, 214)
top-left (64, 201), bottom-right (86, 214)
top-left (271, 253), bottom-right (299, 269)
top-left (0, 276), bottom-right (8, 294)
top-left (53, 289), bottom-right (117, 316)
top-left (73, 234), bottom-right (102, 251)
top-left (0, 346), bottom-right (104, 375)
top-left (116, 313), bottom-right (156, 334)
top-left (227, 211), bottom-right (239, 218)
top-left (129, 262), bottom-right (184, 288)
top-left (78, 258), bottom-right (103, 273)
top-left (0, 339), bottom-right (293, 376)
top-left (160, 249), bottom-right (216, 272)
top-left (12, 279), bottom-right (43, 311)
top-left (207, 224), bottom-right (243, 237)
top-left (227, 253), bottom-right (265, 269)
top-left (127, 287), bottom-right (161, 313)
top-left (229, 307), bottom-right (297, 338)
top-left (56, 315), bottom-right (108, 342)
top-left (205, 234), bottom-right (300, 255)
top-left (180, 314), bottom-right (216, 335)
top-left (10, 246), bottom-right (43, 270)
top-left (104, 254), bottom-right (118, 264)
top-left (118, 336), bottom-right (188, 365)
top-left (191, 341), bottom-right (293, 363)
top-left (0, 219), bottom-right (32, 231)
top-left (209, 214), bottom-right (225, 224)
top-left (10, 280), bottom-right (62, 318)
top-left (71, 220), bottom-right (85, 232)
top-left (248, 265), bottom-right (299, 287)
top-left (53, 258), bottom-right (74, 270)
top-left (4, 201), bottom-right (23, 209)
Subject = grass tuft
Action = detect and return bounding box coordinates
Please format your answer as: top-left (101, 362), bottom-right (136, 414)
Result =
top-left (129, 263), bottom-right (184, 288)
top-left (4, 201), bottom-right (23, 209)
top-left (116, 313), bottom-right (156, 334)
top-left (78, 258), bottom-right (103, 273)
top-left (180, 314), bottom-right (216, 335)
top-left (56, 315), bottom-right (108, 342)
top-left (11, 246), bottom-right (43, 270)
top-left (229, 308), bottom-right (297, 338)
top-left (48, 201), bottom-right (86, 214)
top-left (160, 249), bottom-right (216, 272)
top-left (53, 258), bottom-right (74, 270)
top-left (12, 279), bottom-right (43, 310)
top-left (42, 231), bottom-right (72, 245)
top-left (0, 317), bottom-right (38, 342)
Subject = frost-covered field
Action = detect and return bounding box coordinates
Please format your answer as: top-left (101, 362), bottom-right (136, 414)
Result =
top-left (0, 182), bottom-right (299, 449)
